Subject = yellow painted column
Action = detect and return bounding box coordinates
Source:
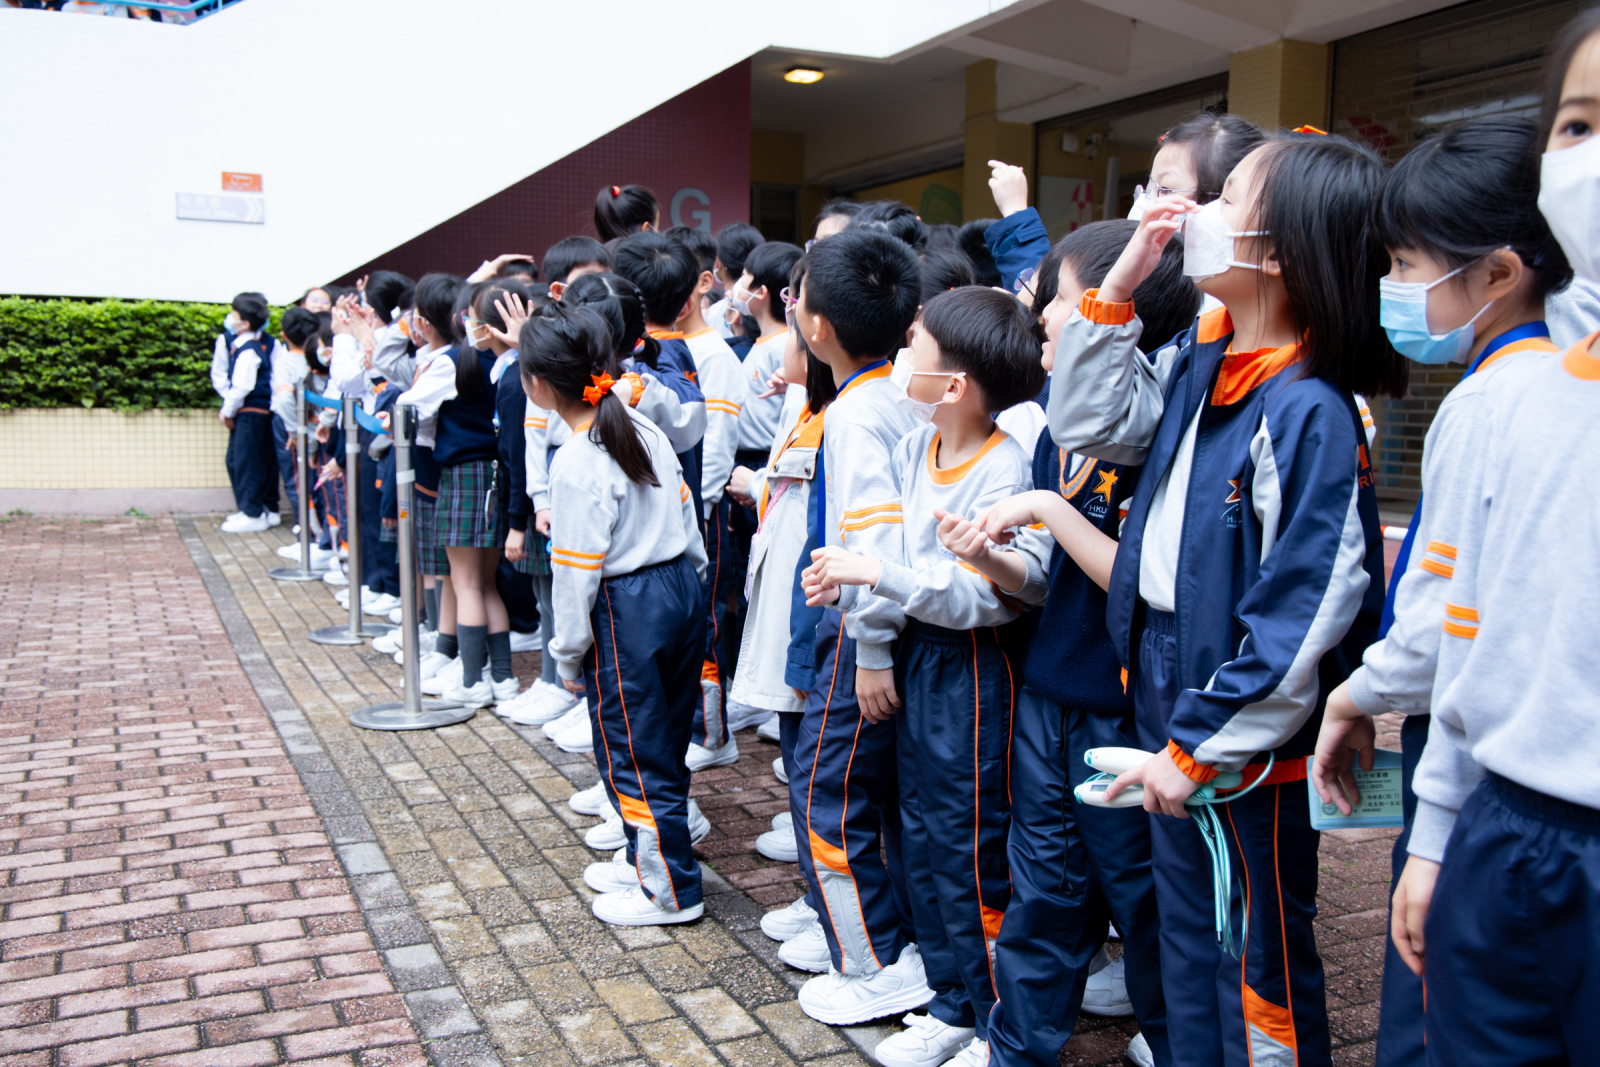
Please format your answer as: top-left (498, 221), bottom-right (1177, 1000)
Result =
top-left (963, 59), bottom-right (1035, 221)
top-left (1227, 40), bottom-right (1330, 132)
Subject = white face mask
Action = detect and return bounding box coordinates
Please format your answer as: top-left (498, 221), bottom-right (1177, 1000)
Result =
top-left (224, 311), bottom-right (244, 335)
top-left (895, 371), bottom-right (965, 423)
top-left (464, 318), bottom-right (488, 349)
top-left (1540, 135), bottom-right (1600, 285)
top-left (1181, 200), bottom-right (1267, 280)
top-left (730, 285), bottom-right (754, 318)
top-left (1127, 187), bottom-right (1149, 222)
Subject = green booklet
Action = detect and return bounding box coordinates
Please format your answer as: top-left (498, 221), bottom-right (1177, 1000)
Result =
top-left (1305, 749), bottom-right (1405, 830)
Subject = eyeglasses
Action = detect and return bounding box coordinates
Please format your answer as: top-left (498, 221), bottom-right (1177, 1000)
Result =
top-left (779, 287), bottom-right (799, 312)
top-left (1134, 183), bottom-right (1199, 200)
top-left (1014, 267), bottom-right (1038, 300)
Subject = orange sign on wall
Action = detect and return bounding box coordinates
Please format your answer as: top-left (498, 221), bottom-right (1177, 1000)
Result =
top-left (222, 172), bottom-right (262, 192)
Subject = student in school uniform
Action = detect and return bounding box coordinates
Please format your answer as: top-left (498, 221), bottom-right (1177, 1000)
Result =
top-left (801, 287), bottom-right (1050, 1066)
top-left (712, 223), bottom-right (766, 355)
top-left (784, 228), bottom-right (925, 1025)
top-left (593, 183), bottom-right (659, 242)
top-left (666, 226), bottom-right (760, 743)
top-left (970, 221), bottom-right (1200, 1067)
top-left (1308, 114), bottom-right (1576, 1067)
top-left (520, 302), bottom-right (709, 928)
top-left (398, 274), bottom-right (518, 708)
top-left (269, 306), bottom-right (321, 556)
top-left (543, 235), bottom-right (610, 300)
top-left (219, 292), bottom-right (279, 534)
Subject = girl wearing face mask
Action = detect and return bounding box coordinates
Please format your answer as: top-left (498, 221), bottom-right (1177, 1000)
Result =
top-left (1313, 13), bottom-right (1600, 1065)
top-left (1306, 112), bottom-right (1570, 1067)
top-left (1033, 133), bottom-right (1407, 1067)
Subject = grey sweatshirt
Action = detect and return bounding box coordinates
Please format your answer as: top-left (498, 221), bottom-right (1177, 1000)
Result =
top-left (1407, 338), bottom-right (1600, 861)
top-left (840, 423), bottom-right (1047, 637)
top-left (546, 406), bottom-right (708, 680)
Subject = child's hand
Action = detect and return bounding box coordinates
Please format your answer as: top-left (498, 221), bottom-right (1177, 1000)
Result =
top-left (726, 466), bottom-right (755, 507)
top-left (505, 527), bottom-right (526, 563)
top-left (1103, 748), bottom-right (1204, 819)
top-left (315, 425), bottom-right (331, 444)
top-left (801, 546), bottom-right (881, 606)
top-left (934, 508), bottom-right (995, 563)
top-left (489, 292), bottom-right (531, 349)
top-left (976, 491), bottom-right (1047, 546)
top-left (755, 372), bottom-right (788, 400)
top-left (219, 414), bottom-right (235, 430)
top-left (1391, 856), bottom-right (1440, 977)
top-left (562, 675), bottom-right (585, 695)
top-left (610, 374), bottom-right (636, 408)
top-left (534, 509), bottom-right (551, 536)
top-left (857, 667), bottom-right (901, 723)
top-left (987, 160), bottom-right (1029, 217)
top-left (1311, 681), bottom-right (1377, 816)
top-left (1098, 194), bottom-right (1196, 304)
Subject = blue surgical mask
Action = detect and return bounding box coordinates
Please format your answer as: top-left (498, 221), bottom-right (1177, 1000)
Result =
top-left (1378, 260), bottom-right (1497, 365)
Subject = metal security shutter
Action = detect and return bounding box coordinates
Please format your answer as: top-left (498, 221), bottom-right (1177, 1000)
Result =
top-left (1330, 0), bottom-right (1581, 501)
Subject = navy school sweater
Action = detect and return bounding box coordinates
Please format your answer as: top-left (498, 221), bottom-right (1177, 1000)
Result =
top-left (433, 348), bottom-right (500, 468)
top-left (494, 363), bottom-right (532, 533)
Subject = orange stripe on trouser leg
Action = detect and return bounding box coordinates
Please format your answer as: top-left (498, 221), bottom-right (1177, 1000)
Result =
top-left (1242, 984), bottom-right (1298, 1062)
top-left (615, 793), bottom-right (657, 832)
top-left (808, 830), bottom-right (852, 875)
top-left (981, 904), bottom-right (1005, 942)
top-left (701, 659), bottom-right (719, 684)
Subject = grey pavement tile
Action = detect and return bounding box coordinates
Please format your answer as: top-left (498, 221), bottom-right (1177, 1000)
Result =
top-left (406, 985), bottom-right (484, 1039)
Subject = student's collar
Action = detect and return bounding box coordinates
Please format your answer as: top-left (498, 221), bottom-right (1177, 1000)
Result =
top-left (836, 360), bottom-right (892, 396)
top-left (756, 328), bottom-right (788, 345)
top-left (648, 328), bottom-right (686, 340)
top-left (682, 326), bottom-right (715, 339)
top-left (231, 330), bottom-right (258, 350)
top-left (1212, 341), bottom-right (1301, 406)
top-left (927, 427), bottom-right (1007, 485)
top-left (1471, 321), bottom-right (1552, 375)
top-left (489, 349), bottom-right (517, 384)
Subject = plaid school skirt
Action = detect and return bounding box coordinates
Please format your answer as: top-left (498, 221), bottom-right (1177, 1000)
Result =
top-left (414, 493), bottom-right (449, 576)
top-left (516, 527), bottom-right (552, 577)
top-left (436, 459), bottom-right (506, 550)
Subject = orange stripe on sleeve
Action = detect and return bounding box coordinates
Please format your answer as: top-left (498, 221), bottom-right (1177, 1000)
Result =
top-left (553, 558), bottom-right (601, 570)
top-left (1444, 603), bottom-right (1479, 622)
top-left (1167, 739), bottom-right (1220, 784)
top-left (1426, 541), bottom-right (1457, 559)
top-left (1077, 288), bottom-right (1136, 326)
top-left (1419, 559), bottom-right (1454, 578)
top-left (1442, 619), bottom-right (1478, 639)
top-left (551, 547), bottom-right (605, 559)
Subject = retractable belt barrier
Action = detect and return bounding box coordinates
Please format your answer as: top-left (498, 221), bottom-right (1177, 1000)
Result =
top-left (268, 382), bottom-right (323, 583)
top-left (349, 404), bottom-right (475, 731)
top-left (309, 396), bottom-right (396, 646)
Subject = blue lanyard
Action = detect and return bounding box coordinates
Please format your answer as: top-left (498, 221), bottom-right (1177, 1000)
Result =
top-left (1379, 322), bottom-right (1550, 635)
top-left (835, 359), bottom-right (888, 392)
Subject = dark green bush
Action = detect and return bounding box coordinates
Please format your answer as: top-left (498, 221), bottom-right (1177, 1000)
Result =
top-left (0, 297), bottom-right (282, 411)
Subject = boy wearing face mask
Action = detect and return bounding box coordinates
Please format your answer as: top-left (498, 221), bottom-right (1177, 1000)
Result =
top-left (801, 287), bottom-right (1048, 1065)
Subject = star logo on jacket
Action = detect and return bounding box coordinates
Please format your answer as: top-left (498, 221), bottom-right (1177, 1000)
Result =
top-left (1223, 478), bottom-right (1242, 528)
top-left (1094, 469), bottom-right (1118, 503)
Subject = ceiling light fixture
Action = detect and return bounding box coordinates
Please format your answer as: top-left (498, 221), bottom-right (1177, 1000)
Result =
top-left (784, 67), bottom-right (824, 85)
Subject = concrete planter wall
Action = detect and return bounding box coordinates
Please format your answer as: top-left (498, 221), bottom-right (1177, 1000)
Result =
top-left (0, 408), bottom-right (236, 515)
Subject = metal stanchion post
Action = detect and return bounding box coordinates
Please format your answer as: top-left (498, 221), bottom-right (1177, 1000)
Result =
top-left (351, 404), bottom-right (473, 730)
top-left (269, 381), bottom-right (321, 582)
top-left (311, 396), bottom-right (396, 645)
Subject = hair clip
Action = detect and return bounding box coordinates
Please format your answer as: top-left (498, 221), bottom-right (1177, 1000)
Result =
top-left (583, 372), bottom-right (617, 405)
top-left (1292, 125), bottom-right (1327, 136)
top-left (611, 185), bottom-right (622, 197)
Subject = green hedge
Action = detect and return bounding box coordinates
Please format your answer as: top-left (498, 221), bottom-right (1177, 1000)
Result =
top-left (0, 297), bottom-right (282, 411)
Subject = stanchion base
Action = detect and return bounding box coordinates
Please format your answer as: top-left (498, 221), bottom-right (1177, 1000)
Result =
top-left (268, 566), bottom-right (325, 582)
top-left (308, 622), bottom-right (397, 645)
top-left (350, 700), bottom-right (477, 731)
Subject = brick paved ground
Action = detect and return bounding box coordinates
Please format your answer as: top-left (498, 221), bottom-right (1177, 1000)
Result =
top-left (0, 514), bottom-right (1401, 1067)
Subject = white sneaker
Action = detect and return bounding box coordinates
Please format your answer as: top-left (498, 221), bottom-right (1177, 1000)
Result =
top-left (220, 512), bottom-right (271, 533)
top-left (688, 798), bottom-right (710, 845)
top-left (949, 1037), bottom-right (989, 1067)
top-left (586, 815), bottom-right (627, 851)
top-left (1126, 1033), bottom-right (1153, 1067)
top-left (490, 676), bottom-right (521, 705)
top-left (373, 629), bottom-right (403, 655)
top-left (725, 700), bottom-right (770, 735)
top-left (388, 607), bottom-right (403, 625)
top-left (510, 630), bottom-right (541, 653)
top-left (778, 921), bottom-right (832, 973)
top-left (421, 658), bottom-right (461, 696)
top-left (757, 717), bottom-right (781, 743)
top-left (224, 510), bottom-right (245, 522)
top-left (443, 678), bottom-right (493, 709)
top-left (756, 823), bottom-right (798, 863)
top-left (418, 651), bottom-right (452, 682)
top-left (542, 700), bottom-right (589, 742)
top-left (322, 567), bottom-right (349, 587)
top-left (550, 705), bottom-right (594, 754)
top-left (686, 736), bottom-right (739, 772)
top-left (772, 811), bottom-right (792, 832)
top-left (874, 1012), bottom-right (975, 1067)
top-left (392, 649), bottom-right (404, 666)
top-left (334, 585), bottom-right (373, 609)
top-left (583, 854), bottom-right (639, 895)
top-left (591, 885), bottom-right (702, 927)
top-left (798, 944), bottom-right (932, 1025)
top-left (1082, 946), bottom-right (1133, 1017)
top-left (363, 593), bottom-right (401, 617)
top-left (504, 679), bottom-right (579, 726)
top-left (760, 896), bottom-right (817, 942)
top-left (277, 543), bottom-right (334, 565)
top-left (266, 511), bottom-right (282, 527)
top-left (568, 781), bottom-right (608, 816)
top-left (1108, 921), bottom-right (1121, 940)
top-left (773, 757), bottom-right (789, 784)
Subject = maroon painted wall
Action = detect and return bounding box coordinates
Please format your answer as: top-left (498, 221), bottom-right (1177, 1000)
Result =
top-left (338, 59), bottom-right (751, 285)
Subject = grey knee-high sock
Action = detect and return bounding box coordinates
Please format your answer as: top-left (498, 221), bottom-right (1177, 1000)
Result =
top-left (435, 631), bottom-right (458, 661)
top-left (423, 586), bottom-right (439, 631)
top-left (487, 630), bottom-right (512, 682)
top-left (459, 624), bottom-right (488, 686)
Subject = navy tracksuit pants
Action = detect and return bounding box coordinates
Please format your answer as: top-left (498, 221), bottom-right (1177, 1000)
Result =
top-left (792, 610), bottom-right (913, 975)
top-left (228, 412), bottom-right (278, 518)
top-left (894, 621), bottom-right (1020, 1038)
top-left (988, 685), bottom-right (1170, 1066)
top-left (357, 450), bottom-right (398, 597)
top-left (695, 495), bottom-right (741, 749)
top-left (1137, 611), bottom-right (1329, 1067)
top-left (1422, 773), bottom-right (1600, 1066)
top-left (584, 555), bottom-right (704, 911)
top-left (1375, 713), bottom-right (1429, 1067)
top-left (779, 709), bottom-right (820, 915)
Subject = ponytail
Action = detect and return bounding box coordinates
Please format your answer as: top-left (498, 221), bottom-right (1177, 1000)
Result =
top-left (563, 271), bottom-right (661, 368)
top-left (519, 305), bottom-right (659, 487)
top-left (594, 184), bottom-right (659, 242)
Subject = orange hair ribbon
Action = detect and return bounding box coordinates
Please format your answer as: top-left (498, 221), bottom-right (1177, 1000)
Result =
top-left (1292, 125), bottom-right (1327, 136)
top-left (583, 372), bottom-right (617, 405)
top-left (611, 185), bottom-right (622, 196)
